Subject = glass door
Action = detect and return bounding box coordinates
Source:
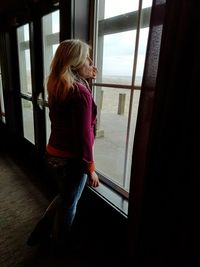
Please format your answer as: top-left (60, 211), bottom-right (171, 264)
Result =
top-left (17, 24), bottom-right (35, 144)
top-left (16, 10), bottom-right (60, 156)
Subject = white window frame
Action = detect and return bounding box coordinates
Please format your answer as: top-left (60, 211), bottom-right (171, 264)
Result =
top-left (92, 0), bottom-right (152, 199)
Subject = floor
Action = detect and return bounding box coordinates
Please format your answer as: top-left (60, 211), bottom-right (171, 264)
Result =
top-left (0, 144), bottom-right (127, 267)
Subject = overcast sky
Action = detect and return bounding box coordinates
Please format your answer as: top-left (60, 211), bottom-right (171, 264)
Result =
top-left (23, 0), bottom-right (153, 80)
top-left (104, 0), bottom-right (152, 18)
top-left (103, 0), bottom-right (152, 78)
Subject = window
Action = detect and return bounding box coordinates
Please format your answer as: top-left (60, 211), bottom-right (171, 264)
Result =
top-left (17, 24), bottom-right (35, 144)
top-left (0, 65), bottom-right (6, 123)
top-left (42, 10), bottom-right (60, 143)
top-left (92, 0), bottom-right (153, 198)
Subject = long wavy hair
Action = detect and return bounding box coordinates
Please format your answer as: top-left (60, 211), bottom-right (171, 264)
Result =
top-left (47, 39), bottom-right (90, 105)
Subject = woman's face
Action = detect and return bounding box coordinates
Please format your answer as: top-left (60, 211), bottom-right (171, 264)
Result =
top-left (77, 55), bottom-right (94, 79)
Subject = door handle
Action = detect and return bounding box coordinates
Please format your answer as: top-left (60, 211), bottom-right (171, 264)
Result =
top-left (37, 92), bottom-right (48, 110)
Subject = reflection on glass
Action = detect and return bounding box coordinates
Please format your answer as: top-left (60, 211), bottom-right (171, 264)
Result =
top-left (94, 87), bottom-right (130, 186)
top-left (17, 24), bottom-right (32, 96)
top-left (21, 98), bottom-right (35, 144)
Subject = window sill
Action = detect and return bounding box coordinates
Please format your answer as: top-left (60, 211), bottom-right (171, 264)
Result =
top-left (87, 182), bottom-right (128, 218)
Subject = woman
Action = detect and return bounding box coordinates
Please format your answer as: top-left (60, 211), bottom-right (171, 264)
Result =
top-left (27, 39), bottom-right (99, 247)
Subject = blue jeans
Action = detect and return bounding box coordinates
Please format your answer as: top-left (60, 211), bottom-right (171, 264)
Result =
top-left (45, 155), bottom-right (87, 240)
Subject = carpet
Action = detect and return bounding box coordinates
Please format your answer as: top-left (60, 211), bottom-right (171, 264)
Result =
top-left (0, 152), bottom-right (51, 266)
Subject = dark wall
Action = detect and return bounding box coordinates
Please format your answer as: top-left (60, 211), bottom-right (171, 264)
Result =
top-left (74, 188), bottom-right (128, 267)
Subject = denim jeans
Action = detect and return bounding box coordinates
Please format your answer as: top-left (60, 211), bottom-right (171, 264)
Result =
top-left (45, 154), bottom-right (87, 240)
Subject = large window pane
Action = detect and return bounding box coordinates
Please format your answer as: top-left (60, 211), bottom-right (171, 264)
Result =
top-left (94, 87), bottom-right (140, 192)
top-left (96, 31), bottom-right (136, 85)
top-left (94, 87), bottom-right (130, 186)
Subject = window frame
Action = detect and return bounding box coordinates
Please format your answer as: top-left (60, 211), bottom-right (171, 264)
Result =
top-left (91, 0), bottom-right (152, 199)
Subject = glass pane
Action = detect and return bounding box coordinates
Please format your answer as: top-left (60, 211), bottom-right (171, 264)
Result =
top-left (143, 0), bottom-right (153, 8)
top-left (135, 27), bottom-right (150, 86)
top-left (94, 87), bottom-right (130, 186)
top-left (125, 90), bottom-right (141, 191)
top-left (45, 107), bottom-right (51, 144)
top-left (52, 11), bottom-right (60, 33)
top-left (17, 24), bottom-right (32, 96)
top-left (96, 30), bottom-right (136, 85)
top-left (21, 98), bottom-right (35, 144)
top-left (42, 10), bottom-right (60, 101)
top-left (0, 67), bottom-right (6, 123)
top-left (104, 0), bottom-right (139, 19)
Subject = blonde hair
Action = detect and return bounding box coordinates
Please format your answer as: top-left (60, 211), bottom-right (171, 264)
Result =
top-left (47, 39), bottom-right (90, 105)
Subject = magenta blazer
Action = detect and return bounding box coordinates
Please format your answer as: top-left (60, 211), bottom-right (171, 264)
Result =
top-left (47, 82), bottom-right (97, 173)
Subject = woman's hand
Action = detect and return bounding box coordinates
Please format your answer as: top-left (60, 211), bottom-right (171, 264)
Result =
top-left (88, 171), bottom-right (100, 187)
top-left (90, 66), bottom-right (98, 79)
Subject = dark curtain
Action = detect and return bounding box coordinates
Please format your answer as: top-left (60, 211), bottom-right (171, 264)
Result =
top-left (128, 0), bottom-right (200, 266)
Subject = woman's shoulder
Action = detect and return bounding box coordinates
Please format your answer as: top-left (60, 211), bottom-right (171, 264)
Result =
top-left (74, 82), bottom-right (92, 97)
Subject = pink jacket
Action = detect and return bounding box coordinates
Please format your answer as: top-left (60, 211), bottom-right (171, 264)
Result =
top-left (46, 82), bottom-right (97, 173)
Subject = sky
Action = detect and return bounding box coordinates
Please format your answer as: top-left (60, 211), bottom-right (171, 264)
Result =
top-left (104, 0), bottom-right (152, 18)
top-left (102, 0), bottom-right (152, 79)
top-left (43, 1), bottom-right (153, 80)
top-left (48, 2), bottom-right (152, 80)
top-left (21, 0), bottom-right (153, 82)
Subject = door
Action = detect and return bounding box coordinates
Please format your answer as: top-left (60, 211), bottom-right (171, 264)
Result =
top-left (16, 10), bottom-right (60, 158)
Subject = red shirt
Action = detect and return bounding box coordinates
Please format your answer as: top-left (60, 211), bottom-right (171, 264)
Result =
top-left (46, 82), bottom-right (97, 173)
